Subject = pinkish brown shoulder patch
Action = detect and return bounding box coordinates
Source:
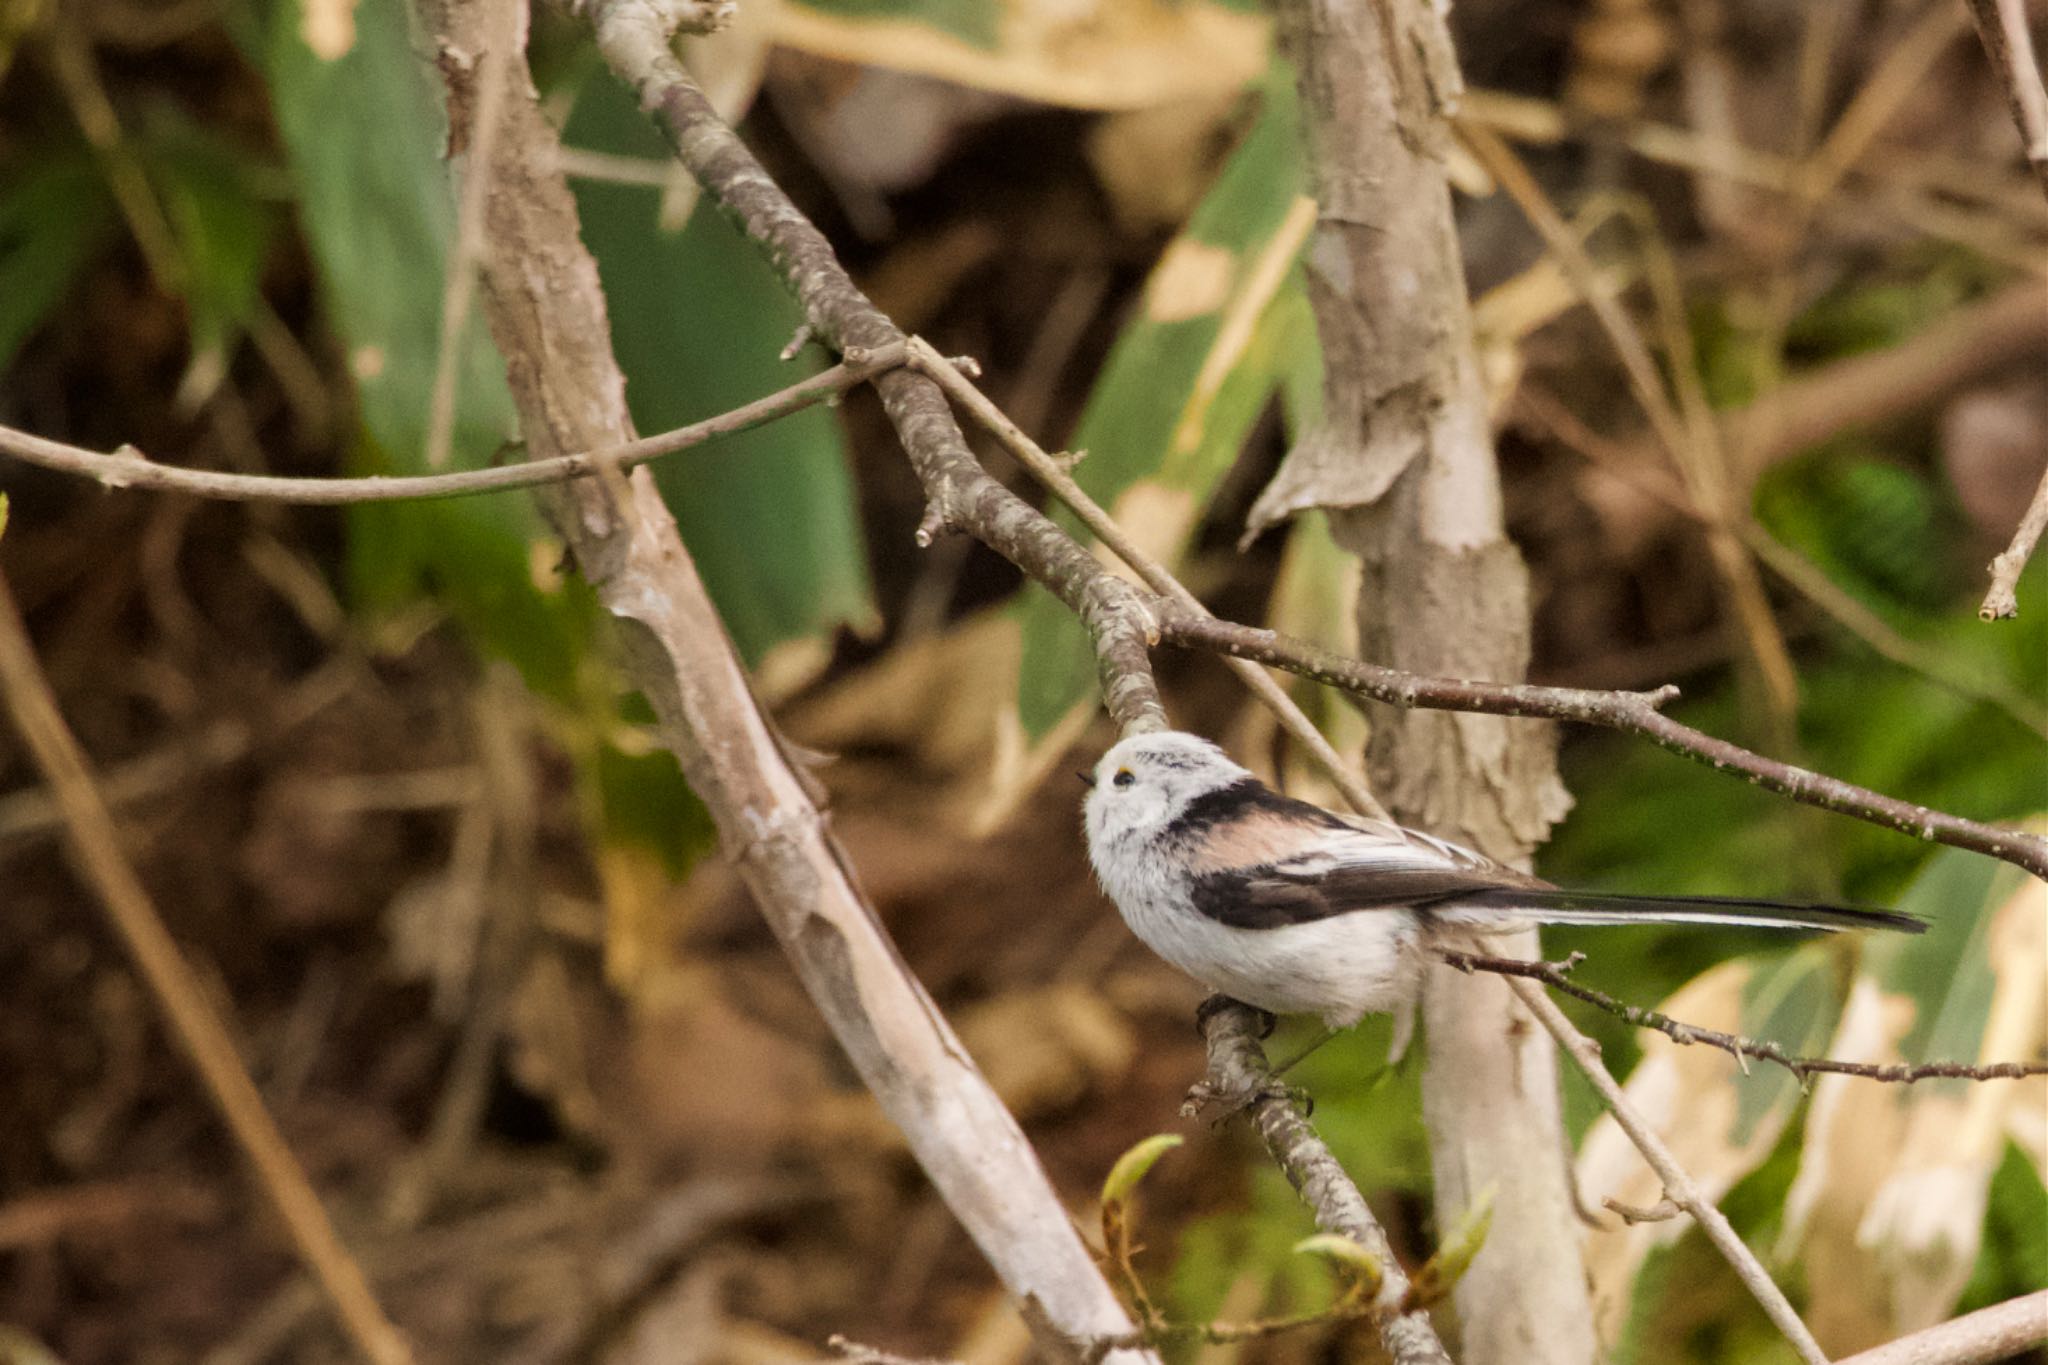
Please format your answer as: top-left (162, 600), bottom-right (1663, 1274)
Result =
top-left (1185, 812), bottom-right (1322, 873)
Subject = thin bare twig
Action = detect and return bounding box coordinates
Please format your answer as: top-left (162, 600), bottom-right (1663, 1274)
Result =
top-left (1503, 976), bottom-right (1830, 1365)
top-left (583, 0), bottom-right (1168, 736)
top-left (1440, 950), bottom-right (2048, 1085)
top-left (1959, 0), bottom-right (2048, 205)
top-left (1157, 609), bottom-right (2048, 881)
top-left (0, 346), bottom-right (902, 503)
top-left (901, 339), bottom-right (1391, 822)
top-left (1980, 460), bottom-right (2048, 620)
top-left (0, 570), bottom-right (412, 1365)
top-left (1836, 1290), bottom-right (2048, 1365)
top-left (1187, 1001), bottom-right (1454, 1365)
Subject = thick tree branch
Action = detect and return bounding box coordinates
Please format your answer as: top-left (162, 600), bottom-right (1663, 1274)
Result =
top-left (1157, 610), bottom-right (2048, 881)
top-left (1441, 950), bottom-right (2048, 1085)
top-left (418, 3), bottom-right (1154, 1357)
top-left (1265, 0), bottom-right (1594, 1354)
top-left (1836, 1290), bottom-right (2048, 1365)
top-left (1189, 1000), bottom-right (1454, 1365)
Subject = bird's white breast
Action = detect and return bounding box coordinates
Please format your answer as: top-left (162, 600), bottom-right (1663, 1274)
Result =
top-left (1091, 842), bottom-right (1422, 1028)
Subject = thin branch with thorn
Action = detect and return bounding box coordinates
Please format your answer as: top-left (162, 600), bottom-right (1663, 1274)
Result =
top-left (1502, 975), bottom-right (1831, 1365)
top-left (1158, 610), bottom-right (2048, 881)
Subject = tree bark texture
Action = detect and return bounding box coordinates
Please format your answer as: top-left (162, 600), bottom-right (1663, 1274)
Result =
top-left (1262, 0), bottom-right (1597, 1360)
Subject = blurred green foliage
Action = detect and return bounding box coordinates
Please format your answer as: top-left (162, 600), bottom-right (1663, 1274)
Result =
top-left (0, 151), bottom-right (118, 371)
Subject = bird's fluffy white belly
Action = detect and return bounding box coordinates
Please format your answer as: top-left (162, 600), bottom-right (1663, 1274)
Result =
top-left (1118, 890), bottom-right (1421, 1028)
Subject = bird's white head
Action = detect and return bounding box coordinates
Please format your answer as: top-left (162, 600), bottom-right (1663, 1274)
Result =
top-left (1082, 730), bottom-right (1252, 857)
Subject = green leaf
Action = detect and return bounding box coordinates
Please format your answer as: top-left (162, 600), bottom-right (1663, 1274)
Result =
top-left (1293, 1233), bottom-right (1383, 1291)
top-left (561, 70), bottom-right (874, 666)
top-left (136, 110), bottom-right (283, 368)
top-left (1859, 840), bottom-right (2030, 1073)
top-left (1101, 1133), bottom-right (1183, 1206)
top-left (1015, 70), bottom-right (1309, 738)
top-left (254, 0), bottom-right (591, 691)
top-left (0, 149), bottom-right (118, 372)
top-left (1408, 1184), bottom-right (1495, 1305)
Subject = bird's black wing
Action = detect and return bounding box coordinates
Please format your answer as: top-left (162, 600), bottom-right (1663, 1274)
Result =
top-left (1188, 826), bottom-right (1531, 930)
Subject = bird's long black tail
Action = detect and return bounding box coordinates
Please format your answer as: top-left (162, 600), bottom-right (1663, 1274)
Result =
top-left (1440, 888), bottom-right (1925, 934)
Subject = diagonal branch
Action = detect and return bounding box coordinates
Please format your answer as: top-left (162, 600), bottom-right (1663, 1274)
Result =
top-left (418, 2), bottom-right (1156, 1356)
top-left (1156, 610), bottom-right (2048, 881)
top-left (1836, 1290), bottom-right (2048, 1365)
top-left (0, 571), bottom-right (412, 1365)
top-left (1189, 1000), bottom-right (1454, 1365)
top-left (582, 0), bottom-right (1166, 735)
top-left (1504, 976), bottom-right (1832, 1365)
top-left (1958, 0), bottom-right (2048, 205)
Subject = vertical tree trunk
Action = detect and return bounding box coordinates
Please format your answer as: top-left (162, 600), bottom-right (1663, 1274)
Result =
top-left (1259, 1), bottom-right (1597, 1360)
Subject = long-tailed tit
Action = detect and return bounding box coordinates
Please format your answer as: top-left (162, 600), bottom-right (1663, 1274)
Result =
top-left (1082, 730), bottom-right (1922, 1031)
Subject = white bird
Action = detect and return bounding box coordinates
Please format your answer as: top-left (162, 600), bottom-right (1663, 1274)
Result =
top-left (1081, 730), bottom-right (1922, 1032)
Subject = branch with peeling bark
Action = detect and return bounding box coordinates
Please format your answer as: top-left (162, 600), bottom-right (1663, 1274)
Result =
top-left (419, 1), bottom-right (1153, 1357)
top-left (1441, 949), bottom-right (2048, 1085)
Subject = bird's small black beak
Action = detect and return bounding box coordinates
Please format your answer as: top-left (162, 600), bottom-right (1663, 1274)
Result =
top-left (1076, 771), bottom-right (1095, 788)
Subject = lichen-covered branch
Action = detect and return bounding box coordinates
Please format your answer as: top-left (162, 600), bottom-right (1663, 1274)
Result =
top-left (1190, 1001), bottom-right (1454, 1365)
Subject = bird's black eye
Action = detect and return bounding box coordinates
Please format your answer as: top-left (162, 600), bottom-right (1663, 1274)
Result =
top-left (1112, 769), bottom-right (1135, 788)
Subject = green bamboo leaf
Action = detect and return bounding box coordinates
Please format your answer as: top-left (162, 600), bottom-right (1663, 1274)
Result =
top-left (1101, 1133), bottom-right (1183, 1207)
top-left (256, 0), bottom-right (592, 700)
top-left (0, 150), bottom-right (118, 372)
top-left (1015, 70), bottom-right (1309, 741)
top-left (560, 70), bottom-right (875, 667)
